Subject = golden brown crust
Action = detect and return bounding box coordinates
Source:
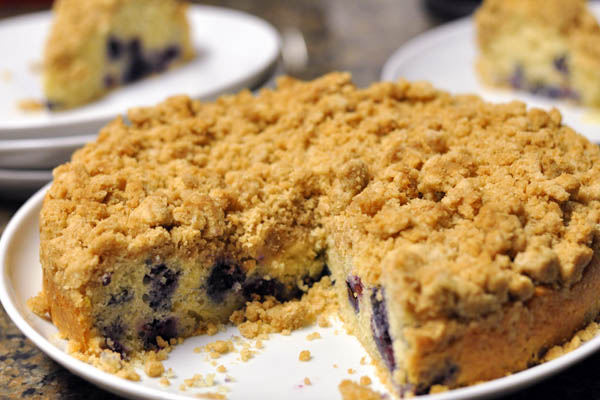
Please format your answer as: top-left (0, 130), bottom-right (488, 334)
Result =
top-left (402, 253), bottom-right (600, 387)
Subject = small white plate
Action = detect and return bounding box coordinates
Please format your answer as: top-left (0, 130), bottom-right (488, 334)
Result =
top-left (3, 188), bottom-right (600, 399)
top-left (381, 4), bottom-right (600, 143)
top-left (0, 5), bottom-right (280, 140)
top-left (0, 168), bottom-right (52, 200)
top-left (0, 134), bottom-right (94, 169)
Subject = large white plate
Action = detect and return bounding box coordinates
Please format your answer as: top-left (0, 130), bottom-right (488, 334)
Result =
top-left (0, 5), bottom-right (280, 140)
top-left (3, 188), bottom-right (600, 399)
top-left (0, 168), bottom-right (52, 200)
top-left (381, 4), bottom-right (600, 143)
top-left (0, 134), bottom-right (95, 169)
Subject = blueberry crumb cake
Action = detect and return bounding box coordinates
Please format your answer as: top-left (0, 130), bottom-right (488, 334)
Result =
top-left (43, 0), bottom-right (195, 110)
top-left (36, 73), bottom-right (600, 396)
top-left (476, 0), bottom-right (600, 107)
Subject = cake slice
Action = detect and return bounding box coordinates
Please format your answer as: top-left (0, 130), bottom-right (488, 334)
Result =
top-left (43, 0), bottom-right (195, 110)
top-left (475, 0), bottom-right (600, 107)
top-left (37, 73), bottom-right (600, 396)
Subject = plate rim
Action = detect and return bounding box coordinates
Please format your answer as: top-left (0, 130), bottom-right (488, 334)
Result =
top-left (0, 4), bottom-right (281, 138)
top-left (3, 188), bottom-right (600, 399)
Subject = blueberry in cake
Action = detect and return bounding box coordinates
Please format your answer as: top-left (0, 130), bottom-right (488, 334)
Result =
top-left (476, 0), bottom-right (600, 107)
top-left (38, 73), bottom-right (600, 395)
top-left (43, 0), bottom-right (195, 110)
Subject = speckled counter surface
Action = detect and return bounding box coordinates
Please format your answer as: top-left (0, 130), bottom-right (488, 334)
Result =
top-left (2, 0), bottom-right (600, 399)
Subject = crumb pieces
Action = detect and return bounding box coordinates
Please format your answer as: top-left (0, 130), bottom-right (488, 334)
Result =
top-left (299, 350), bottom-right (311, 362)
top-left (544, 321), bottom-right (600, 361)
top-left (347, 368), bottom-right (356, 374)
top-left (281, 329), bottom-right (291, 336)
top-left (333, 364), bottom-right (338, 368)
top-left (304, 377), bottom-right (312, 385)
top-left (217, 365), bottom-right (227, 373)
top-left (18, 98), bottom-right (45, 112)
top-left (159, 377), bottom-right (171, 387)
top-left (206, 340), bottom-right (234, 354)
top-left (27, 293), bottom-right (50, 319)
top-left (184, 373), bottom-right (216, 388)
top-left (338, 379), bottom-right (383, 400)
top-left (230, 277), bottom-right (337, 339)
top-left (165, 368), bottom-right (176, 379)
top-left (144, 359), bottom-right (165, 377)
top-left (359, 376), bottom-right (372, 386)
top-left (194, 347), bottom-right (202, 353)
top-left (306, 332), bottom-right (321, 341)
top-left (317, 314), bottom-right (331, 328)
top-left (255, 339), bottom-right (264, 349)
top-left (240, 348), bottom-right (254, 362)
top-left (360, 356), bottom-right (367, 365)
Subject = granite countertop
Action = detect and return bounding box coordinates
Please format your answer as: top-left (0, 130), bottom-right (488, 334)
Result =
top-left (2, 0), bottom-right (600, 398)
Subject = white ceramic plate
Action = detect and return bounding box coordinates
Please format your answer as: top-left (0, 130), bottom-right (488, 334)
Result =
top-left (0, 5), bottom-right (280, 140)
top-left (381, 4), bottom-right (600, 143)
top-left (3, 188), bottom-right (600, 399)
top-left (0, 168), bottom-right (52, 200)
top-left (0, 134), bottom-right (95, 169)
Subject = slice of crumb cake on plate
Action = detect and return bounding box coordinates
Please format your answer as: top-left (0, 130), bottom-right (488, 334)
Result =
top-left (476, 0), bottom-right (600, 107)
top-left (36, 73), bottom-right (600, 396)
top-left (43, 0), bottom-right (195, 110)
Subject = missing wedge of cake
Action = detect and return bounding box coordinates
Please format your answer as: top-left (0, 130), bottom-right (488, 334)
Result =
top-left (35, 73), bottom-right (600, 396)
top-left (475, 0), bottom-right (600, 107)
top-left (43, 0), bottom-right (195, 110)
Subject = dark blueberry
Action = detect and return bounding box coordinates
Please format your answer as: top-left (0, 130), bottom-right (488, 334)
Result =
top-left (371, 287), bottom-right (396, 371)
top-left (242, 278), bottom-right (286, 301)
top-left (106, 36), bottom-right (123, 60)
top-left (530, 84), bottom-right (579, 100)
top-left (45, 100), bottom-right (59, 111)
top-left (103, 74), bottom-right (116, 88)
top-left (107, 288), bottom-right (133, 306)
top-left (206, 260), bottom-right (245, 302)
top-left (143, 263), bottom-right (180, 311)
top-left (102, 318), bottom-right (127, 356)
top-left (101, 273), bottom-right (112, 286)
top-left (123, 38), bottom-right (152, 83)
top-left (346, 275), bottom-right (363, 313)
top-left (510, 65), bottom-right (525, 89)
top-left (553, 55), bottom-right (569, 75)
top-left (138, 317), bottom-right (177, 350)
top-left (155, 45), bottom-right (181, 72)
top-left (414, 362), bottom-right (460, 395)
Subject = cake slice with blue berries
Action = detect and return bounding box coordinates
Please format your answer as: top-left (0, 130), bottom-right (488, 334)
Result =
top-left (43, 0), bottom-right (195, 110)
top-left (476, 0), bottom-right (600, 107)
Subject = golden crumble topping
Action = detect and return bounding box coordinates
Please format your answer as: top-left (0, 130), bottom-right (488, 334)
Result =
top-left (42, 72), bottom-right (600, 328)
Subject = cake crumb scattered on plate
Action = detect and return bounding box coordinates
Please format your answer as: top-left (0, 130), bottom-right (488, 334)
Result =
top-left (347, 368), bottom-right (356, 374)
top-left (359, 376), bottom-right (372, 386)
top-left (304, 377), bottom-right (312, 385)
top-left (195, 392), bottom-right (226, 399)
top-left (360, 356), bottom-right (367, 365)
top-left (159, 376), bottom-right (171, 386)
top-left (144, 358), bottom-right (164, 377)
top-left (240, 348), bottom-right (254, 361)
top-left (299, 350), bottom-right (311, 362)
top-left (217, 365), bottom-right (227, 373)
top-left (18, 98), bottom-right (45, 112)
top-left (306, 332), bottom-right (321, 341)
top-left (338, 379), bottom-right (383, 400)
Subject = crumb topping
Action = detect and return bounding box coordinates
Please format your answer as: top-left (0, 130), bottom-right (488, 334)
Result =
top-left (298, 350), bottom-right (311, 362)
top-left (338, 379), bottom-right (384, 400)
top-left (41, 72), bottom-right (600, 325)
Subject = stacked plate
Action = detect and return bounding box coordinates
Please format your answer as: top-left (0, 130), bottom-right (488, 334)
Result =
top-left (0, 5), bottom-right (281, 199)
